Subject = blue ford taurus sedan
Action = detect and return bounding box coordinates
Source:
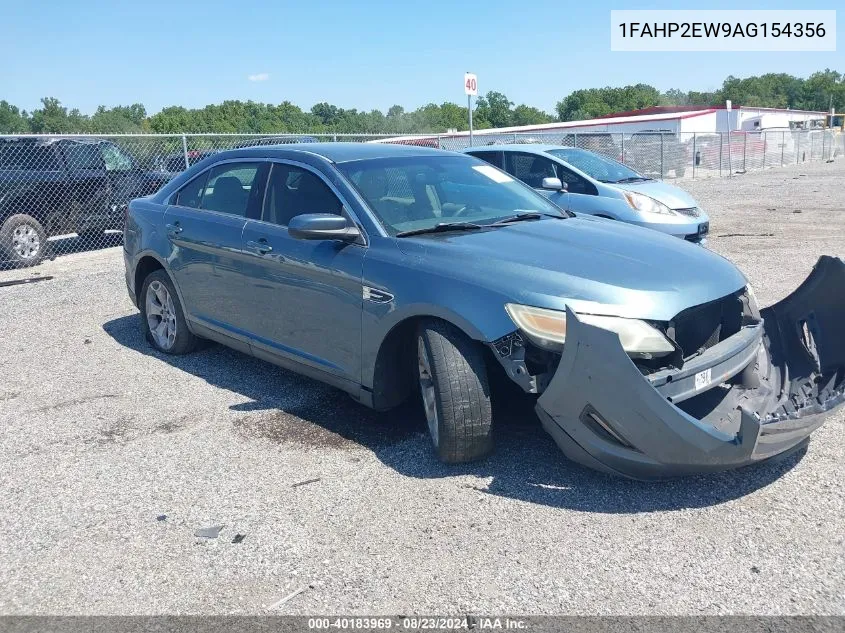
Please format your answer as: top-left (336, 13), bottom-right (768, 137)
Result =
top-left (123, 143), bottom-right (845, 479)
top-left (463, 144), bottom-right (710, 243)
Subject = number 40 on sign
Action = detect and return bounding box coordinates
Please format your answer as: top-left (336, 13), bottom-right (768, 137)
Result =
top-left (464, 73), bottom-right (478, 96)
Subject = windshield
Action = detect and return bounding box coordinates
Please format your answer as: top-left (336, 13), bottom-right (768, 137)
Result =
top-left (101, 143), bottom-right (137, 171)
top-left (546, 148), bottom-right (646, 184)
top-left (337, 155), bottom-right (567, 236)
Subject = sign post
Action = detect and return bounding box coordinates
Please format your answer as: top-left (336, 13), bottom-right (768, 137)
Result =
top-left (725, 100), bottom-right (733, 178)
top-left (464, 72), bottom-right (478, 146)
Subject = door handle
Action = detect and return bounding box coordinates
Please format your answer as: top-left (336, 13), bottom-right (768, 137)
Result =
top-left (246, 239), bottom-right (273, 254)
top-left (165, 222), bottom-right (183, 236)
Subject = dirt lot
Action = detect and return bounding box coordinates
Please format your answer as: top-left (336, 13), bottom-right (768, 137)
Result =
top-left (1, 160), bottom-right (843, 615)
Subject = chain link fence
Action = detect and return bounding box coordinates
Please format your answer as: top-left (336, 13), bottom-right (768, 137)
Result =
top-left (428, 129), bottom-right (842, 179)
top-left (1, 130), bottom-right (843, 268)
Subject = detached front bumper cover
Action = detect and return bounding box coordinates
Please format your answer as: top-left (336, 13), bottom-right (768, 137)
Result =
top-left (536, 256), bottom-right (845, 480)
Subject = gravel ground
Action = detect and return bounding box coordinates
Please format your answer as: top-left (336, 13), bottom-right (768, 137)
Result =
top-left (0, 160), bottom-right (843, 616)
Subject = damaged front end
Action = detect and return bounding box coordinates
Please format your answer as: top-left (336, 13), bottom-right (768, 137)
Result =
top-left (495, 256), bottom-right (845, 479)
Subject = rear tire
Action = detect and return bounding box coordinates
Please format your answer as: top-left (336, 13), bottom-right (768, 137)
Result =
top-left (139, 269), bottom-right (198, 355)
top-left (0, 214), bottom-right (47, 268)
top-left (416, 319), bottom-right (493, 463)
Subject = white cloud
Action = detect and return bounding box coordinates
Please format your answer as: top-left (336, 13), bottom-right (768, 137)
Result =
top-left (248, 73), bottom-right (270, 82)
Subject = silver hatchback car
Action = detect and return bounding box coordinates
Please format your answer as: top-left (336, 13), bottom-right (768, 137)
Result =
top-left (464, 144), bottom-right (710, 244)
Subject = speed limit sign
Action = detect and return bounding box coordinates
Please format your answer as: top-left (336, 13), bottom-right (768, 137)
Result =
top-left (464, 73), bottom-right (478, 96)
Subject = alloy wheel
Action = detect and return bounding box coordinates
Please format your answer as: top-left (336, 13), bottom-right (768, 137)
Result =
top-left (12, 223), bottom-right (41, 260)
top-left (145, 280), bottom-right (178, 350)
top-left (417, 337), bottom-right (439, 447)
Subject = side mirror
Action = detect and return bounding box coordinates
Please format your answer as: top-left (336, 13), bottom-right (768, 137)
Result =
top-left (541, 177), bottom-right (567, 192)
top-left (288, 213), bottom-right (361, 242)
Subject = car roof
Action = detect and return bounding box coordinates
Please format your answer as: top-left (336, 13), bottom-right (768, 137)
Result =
top-left (219, 142), bottom-right (454, 163)
top-left (0, 136), bottom-right (101, 145)
top-left (462, 144), bottom-right (576, 154)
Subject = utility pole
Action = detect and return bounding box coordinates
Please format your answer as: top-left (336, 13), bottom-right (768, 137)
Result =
top-left (464, 72), bottom-right (478, 147)
top-left (468, 93), bottom-right (473, 146)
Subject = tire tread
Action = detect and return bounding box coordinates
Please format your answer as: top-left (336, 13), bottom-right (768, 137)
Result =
top-left (418, 319), bottom-right (492, 463)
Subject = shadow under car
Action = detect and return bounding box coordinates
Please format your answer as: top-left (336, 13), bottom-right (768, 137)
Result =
top-left (102, 314), bottom-right (807, 513)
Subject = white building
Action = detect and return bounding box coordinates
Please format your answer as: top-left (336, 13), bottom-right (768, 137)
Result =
top-left (375, 105), bottom-right (830, 145)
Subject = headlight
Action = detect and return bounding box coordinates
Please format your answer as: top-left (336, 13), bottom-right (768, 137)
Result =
top-left (623, 192), bottom-right (674, 216)
top-left (505, 303), bottom-right (675, 356)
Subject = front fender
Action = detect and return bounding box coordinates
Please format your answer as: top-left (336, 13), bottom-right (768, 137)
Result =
top-left (359, 247), bottom-right (517, 390)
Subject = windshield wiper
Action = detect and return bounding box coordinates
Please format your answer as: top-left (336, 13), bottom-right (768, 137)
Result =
top-left (395, 222), bottom-right (484, 237)
top-left (492, 212), bottom-right (544, 224)
top-left (494, 210), bottom-right (569, 224)
top-left (614, 176), bottom-right (653, 183)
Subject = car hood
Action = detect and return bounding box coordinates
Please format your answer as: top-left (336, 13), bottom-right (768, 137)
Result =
top-left (613, 180), bottom-right (699, 210)
top-left (394, 216), bottom-right (745, 322)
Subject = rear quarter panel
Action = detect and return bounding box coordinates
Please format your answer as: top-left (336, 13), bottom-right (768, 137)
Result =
top-left (124, 198), bottom-right (172, 302)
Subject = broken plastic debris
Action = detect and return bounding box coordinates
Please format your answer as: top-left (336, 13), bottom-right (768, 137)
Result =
top-left (292, 477), bottom-right (321, 488)
top-left (267, 586), bottom-right (307, 610)
top-left (0, 276), bottom-right (54, 289)
top-left (195, 525), bottom-right (224, 539)
top-left (232, 534), bottom-right (246, 544)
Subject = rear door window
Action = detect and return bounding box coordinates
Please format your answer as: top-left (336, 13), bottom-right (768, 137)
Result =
top-left (0, 143), bottom-right (60, 170)
top-left (60, 143), bottom-right (104, 171)
top-left (200, 162), bottom-right (263, 217)
top-left (466, 151), bottom-right (504, 169)
top-left (174, 172), bottom-right (210, 209)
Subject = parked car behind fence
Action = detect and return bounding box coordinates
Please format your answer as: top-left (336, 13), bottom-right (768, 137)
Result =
top-left (0, 136), bottom-right (172, 266)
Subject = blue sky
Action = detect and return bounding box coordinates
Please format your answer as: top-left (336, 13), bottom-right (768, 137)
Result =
top-left (1, 0), bottom-right (841, 115)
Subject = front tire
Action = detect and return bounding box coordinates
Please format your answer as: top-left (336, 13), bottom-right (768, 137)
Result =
top-left (139, 270), bottom-right (198, 355)
top-left (1, 214), bottom-right (47, 268)
top-left (417, 319), bottom-right (493, 463)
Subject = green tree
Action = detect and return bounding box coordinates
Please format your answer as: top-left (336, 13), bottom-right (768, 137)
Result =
top-left (720, 73), bottom-right (803, 109)
top-left (474, 91), bottom-right (514, 128)
top-left (149, 106), bottom-right (195, 133)
top-left (0, 100), bottom-right (30, 133)
top-left (555, 84), bottom-right (661, 121)
top-left (802, 69), bottom-right (844, 111)
top-left (90, 104), bottom-right (148, 133)
top-left (511, 104), bottom-right (554, 126)
top-left (687, 90), bottom-right (722, 106)
top-left (659, 89), bottom-right (690, 106)
top-left (2, 68), bottom-right (841, 137)
top-left (29, 97), bottom-right (76, 133)
top-left (311, 102), bottom-right (343, 127)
